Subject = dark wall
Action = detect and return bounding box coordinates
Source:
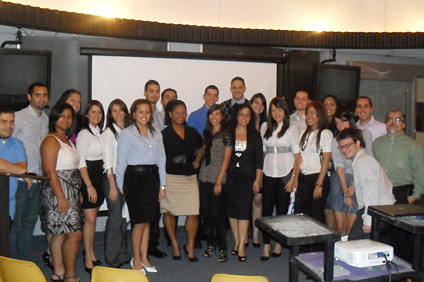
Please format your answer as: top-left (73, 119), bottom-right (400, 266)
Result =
top-left (20, 35), bottom-right (319, 113)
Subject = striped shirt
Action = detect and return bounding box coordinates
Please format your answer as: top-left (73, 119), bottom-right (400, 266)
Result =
top-left (12, 105), bottom-right (49, 176)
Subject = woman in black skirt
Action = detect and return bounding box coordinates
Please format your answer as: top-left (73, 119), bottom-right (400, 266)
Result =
top-left (224, 104), bottom-right (263, 262)
top-left (115, 99), bottom-right (166, 274)
top-left (75, 100), bottom-right (105, 272)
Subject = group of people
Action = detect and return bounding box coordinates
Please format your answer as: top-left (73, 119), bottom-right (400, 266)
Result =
top-left (1, 76), bottom-right (423, 281)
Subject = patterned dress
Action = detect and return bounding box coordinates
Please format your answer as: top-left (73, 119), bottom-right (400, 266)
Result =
top-left (42, 135), bottom-right (83, 234)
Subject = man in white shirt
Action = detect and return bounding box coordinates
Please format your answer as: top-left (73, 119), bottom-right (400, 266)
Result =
top-left (144, 80), bottom-right (165, 132)
top-left (158, 88), bottom-right (178, 127)
top-left (290, 90), bottom-right (311, 137)
top-left (336, 128), bottom-right (395, 241)
top-left (10, 82), bottom-right (49, 260)
top-left (143, 79), bottom-right (167, 258)
top-left (355, 96), bottom-right (387, 141)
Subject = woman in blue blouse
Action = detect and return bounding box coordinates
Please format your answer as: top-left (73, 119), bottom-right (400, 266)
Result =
top-left (116, 99), bottom-right (166, 274)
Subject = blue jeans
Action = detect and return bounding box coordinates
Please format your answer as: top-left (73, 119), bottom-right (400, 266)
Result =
top-left (9, 181), bottom-right (41, 260)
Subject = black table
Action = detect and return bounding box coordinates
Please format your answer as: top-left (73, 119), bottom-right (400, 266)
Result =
top-left (256, 214), bottom-right (340, 282)
top-left (369, 204), bottom-right (424, 281)
top-left (0, 172), bottom-right (48, 256)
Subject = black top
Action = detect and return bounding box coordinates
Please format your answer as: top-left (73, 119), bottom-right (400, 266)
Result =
top-left (162, 125), bottom-right (203, 176)
top-left (227, 130), bottom-right (263, 182)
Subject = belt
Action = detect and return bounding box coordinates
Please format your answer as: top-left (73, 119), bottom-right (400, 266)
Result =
top-left (265, 146), bottom-right (292, 154)
top-left (127, 165), bottom-right (158, 174)
top-left (170, 155), bottom-right (193, 164)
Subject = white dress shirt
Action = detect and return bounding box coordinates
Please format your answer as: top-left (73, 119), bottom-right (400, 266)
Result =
top-left (76, 125), bottom-right (103, 168)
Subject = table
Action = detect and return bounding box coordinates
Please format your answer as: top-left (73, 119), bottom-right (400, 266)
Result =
top-left (256, 214), bottom-right (340, 282)
top-left (295, 251), bottom-right (416, 281)
top-left (0, 172), bottom-right (48, 256)
top-left (369, 204), bottom-right (424, 281)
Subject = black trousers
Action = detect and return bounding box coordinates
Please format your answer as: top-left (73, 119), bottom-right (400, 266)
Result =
top-left (295, 173), bottom-right (329, 225)
top-left (261, 173), bottom-right (292, 244)
top-left (348, 208), bottom-right (370, 241)
top-left (199, 181), bottom-right (227, 251)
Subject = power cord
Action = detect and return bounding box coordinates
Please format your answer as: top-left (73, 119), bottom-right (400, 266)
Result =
top-left (377, 252), bottom-right (400, 282)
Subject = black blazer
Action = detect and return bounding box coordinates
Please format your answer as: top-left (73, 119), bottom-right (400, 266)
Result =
top-left (227, 130), bottom-right (263, 182)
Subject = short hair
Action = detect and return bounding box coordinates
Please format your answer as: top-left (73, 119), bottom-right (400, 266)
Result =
top-left (55, 89), bottom-right (82, 113)
top-left (81, 100), bottom-right (105, 135)
top-left (144, 80), bottom-right (160, 91)
top-left (130, 99), bottom-right (155, 134)
top-left (204, 85), bottom-right (219, 96)
top-left (231, 76), bottom-right (245, 86)
top-left (336, 127), bottom-right (365, 148)
top-left (164, 100), bottom-right (187, 126)
top-left (356, 96), bottom-right (373, 108)
top-left (0, 105), bottom-right (14, 115)
top-left (28, 82), bottom-right (47, 95)
top-left (295, 90), bottom-right (311, 100)
top-left (161, 88), bottom-right (178, 100)
top-left (385, 109), bottom-right (406, 123)
top-left (49, 103), bottom-right (75, 136)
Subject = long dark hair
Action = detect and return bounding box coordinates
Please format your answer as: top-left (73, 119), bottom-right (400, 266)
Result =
top-left (81, 100), bottom-right (105, 135)
top-left (105, 99), bottom-right (130, 139)
top-left (250, 93), bottom-right (267, 126)
top-left (49, 103), bottom-right (75, 138)
top-left (334, 108), bottom-right (357, 130)
top-left (164, 100), bottom-right (187, 126)
top-left (130, 99), bottom-right (155, 134)
top-left (203, 104), bottom-right (226, 144)
top-left (229, 103), bottom-right (257, 138)
top-left (53, 89), bottom-right (82, 137)
top-left (264, 97), bottom-right (290, 140)
top-left (299, 101), bottom-right (328, 152)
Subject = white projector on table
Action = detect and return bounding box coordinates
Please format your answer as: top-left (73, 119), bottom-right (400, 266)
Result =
top-left (334, 239), bottom-right (393, 268)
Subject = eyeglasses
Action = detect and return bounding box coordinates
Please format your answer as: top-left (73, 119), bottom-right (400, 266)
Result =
top-left (337, 142), bottom-right (354, 151)
top-left (386, 117), bottom-right (403, 123)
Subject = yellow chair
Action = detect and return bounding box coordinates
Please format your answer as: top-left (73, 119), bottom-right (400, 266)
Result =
top-left (91, 266), bottom-right (149, 282)
top-left (0, 256), bottom-right (47, 282)
top-left (210, 273), bottom-right (269, 282)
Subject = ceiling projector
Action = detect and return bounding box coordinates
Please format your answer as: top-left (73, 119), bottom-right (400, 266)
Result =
top-left (335, 239), bottom-right (393, 268)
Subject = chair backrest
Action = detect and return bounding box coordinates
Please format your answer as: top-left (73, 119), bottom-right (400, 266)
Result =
top-left (91, 266), bottom-right (149, 282)
top-left (210, 273), bottom-right (269, 282)
top-left (0, 256), bottom-right (47, 282)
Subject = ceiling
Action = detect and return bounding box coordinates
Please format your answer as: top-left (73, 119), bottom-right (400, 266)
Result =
top-left (1, 24), bottom-right (424, 60)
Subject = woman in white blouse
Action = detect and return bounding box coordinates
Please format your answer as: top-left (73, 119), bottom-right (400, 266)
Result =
top-left (296, 101), bottom-right (333, 225)
top-left (260, 97), bottom-right (300, 260)
top-left (100, 99), bottom-right (131, 267)
top-left (76, 100), bottom-right (105, 273)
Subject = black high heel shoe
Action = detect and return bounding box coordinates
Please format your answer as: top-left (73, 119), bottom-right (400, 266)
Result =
top-left (183, 244), bottom-right (198, 262)
top-left (84, 266), bottom-right (93, 273)
top-left (238, 255), bottom-right (247, 262)
top-left (43, 252), bottom-right (54, 270)
top-left (252, 242), bottom-right (261, 248)
top-left (83, 250), bottom-right (102, 266)
top-left (51, 272), bottom-right (64, 282)
top-left (203, 244), bottom-right (217, 258)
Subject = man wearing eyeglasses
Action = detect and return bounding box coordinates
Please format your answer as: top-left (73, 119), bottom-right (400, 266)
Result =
top-left (336, 128), bottom-right (395, 240)
top-left (373, 109), bottom-right (424, 205)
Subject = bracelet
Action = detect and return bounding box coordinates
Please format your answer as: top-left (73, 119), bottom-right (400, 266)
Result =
top-left (291, 173), bottom-right (296, 177)
top-left (160, 185), bottom-right (166, 190)
top-left (87, 185), bottom-right (93, 187)
top-left (315, 183), bottom-right (323, 187)
top-left (215, 183), bottom-right (222, 186)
